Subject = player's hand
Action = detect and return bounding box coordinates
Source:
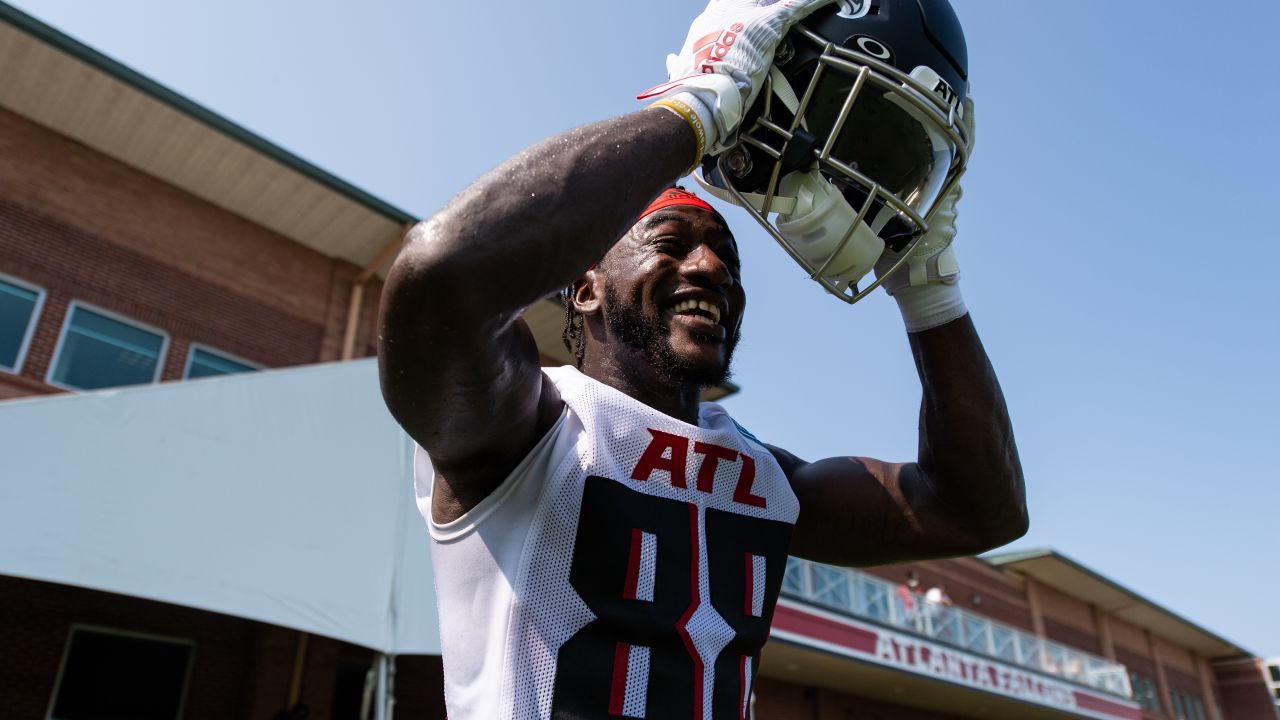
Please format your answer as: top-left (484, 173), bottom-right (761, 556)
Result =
top-left (873, 182), bottom-right (963, 296)
top-left (639, 0), bottom-right (835, 156)
top-left (874, 97), bottom-right (975, 332)
top-left (874, 97), bottom-right (976, 295)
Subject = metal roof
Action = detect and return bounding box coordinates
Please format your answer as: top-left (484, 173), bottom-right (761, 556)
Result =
top-left (984, 548), bottom-right (1255, 661)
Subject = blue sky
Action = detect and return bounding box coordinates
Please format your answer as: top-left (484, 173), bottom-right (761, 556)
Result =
top-left (11, 0), bottom-right (1278, 658)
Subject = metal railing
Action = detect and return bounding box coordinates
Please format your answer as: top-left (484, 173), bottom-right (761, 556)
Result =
top-left (782, 558), bottom-right (1133, 699)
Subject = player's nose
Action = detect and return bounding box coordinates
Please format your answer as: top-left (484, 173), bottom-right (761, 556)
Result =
top-left (681, 243), bottom-right (733, 290)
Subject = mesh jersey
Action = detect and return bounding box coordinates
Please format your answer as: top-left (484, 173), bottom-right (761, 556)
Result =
top-left (416, 366), bottom-right (800, 720)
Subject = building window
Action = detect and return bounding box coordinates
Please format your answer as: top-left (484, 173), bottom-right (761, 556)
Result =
top-left (1129, 672), bottom-right (1161, 713)
top-left (184, 345), bottom-right (261, 379)
top-left (48, 303), bottom-right (167, 390)
top-left (1270, 659), bottom-right (1280, 707)
top-left (0, 274), bottom-right (45, 373)
top-left (49, 625), bottom-right (192, 720)
top-left (1170, 689), bottom-right (1206, 720)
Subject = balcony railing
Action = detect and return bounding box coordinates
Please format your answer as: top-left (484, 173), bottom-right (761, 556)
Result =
top-left (782, 558), bottom-right (1133, 699)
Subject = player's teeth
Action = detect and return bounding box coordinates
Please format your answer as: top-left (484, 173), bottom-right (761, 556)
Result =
top-left (673, 299), bottom-right (720, 324)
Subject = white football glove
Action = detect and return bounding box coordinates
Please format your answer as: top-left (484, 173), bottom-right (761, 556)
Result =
top-left (874, 97), bottom-right (975, 332)
top-left (639, 0), bottom-right (835, 157)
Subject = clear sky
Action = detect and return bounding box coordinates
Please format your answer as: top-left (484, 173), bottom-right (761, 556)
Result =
top-left (10, 0), bottom-right (1278, 658)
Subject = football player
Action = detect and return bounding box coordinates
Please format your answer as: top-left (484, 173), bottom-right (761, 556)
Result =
top-left (379, 1), bottom-right (1026, 717)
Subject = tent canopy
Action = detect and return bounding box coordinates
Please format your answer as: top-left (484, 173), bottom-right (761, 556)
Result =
top-left (0, 359), bottom-right (439, 654)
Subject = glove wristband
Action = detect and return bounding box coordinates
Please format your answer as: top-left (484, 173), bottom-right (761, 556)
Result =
top-left (648, 92), bottom-right (713, 175)
top-left (892, 281), bottom-right (967, 333)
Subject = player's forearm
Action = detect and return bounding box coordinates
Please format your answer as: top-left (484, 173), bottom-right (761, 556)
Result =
top-left (910, 315), bottom-right (1028, 548)
top-left (391, 109), bottom-right (696, 323)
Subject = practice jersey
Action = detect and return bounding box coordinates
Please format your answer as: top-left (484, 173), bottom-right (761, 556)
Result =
top-left (415, 365), bottom-right (800, 720)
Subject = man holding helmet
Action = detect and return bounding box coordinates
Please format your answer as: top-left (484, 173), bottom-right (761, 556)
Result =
top-left (378, 0), bottom-right (1027, 717)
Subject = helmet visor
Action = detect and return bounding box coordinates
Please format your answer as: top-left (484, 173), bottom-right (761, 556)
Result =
top-left (802, 70), bottom-right (956, 218)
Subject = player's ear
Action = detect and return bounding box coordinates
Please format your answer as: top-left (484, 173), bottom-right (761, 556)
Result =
top-left (571, 268), bottom-right (604, 315)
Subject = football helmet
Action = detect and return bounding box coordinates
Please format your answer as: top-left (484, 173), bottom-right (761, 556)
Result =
top-left (695, 0), bottom-right (972, 303)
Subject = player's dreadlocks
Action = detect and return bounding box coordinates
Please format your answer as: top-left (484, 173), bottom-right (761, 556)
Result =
top-left (560, 286), bottom-right (585, 368)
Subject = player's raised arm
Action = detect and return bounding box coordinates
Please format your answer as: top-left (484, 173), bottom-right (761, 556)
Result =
top-left (778, 314), bottom-right (1028, 567)
top-left (378, 112), bottom-right (695, 517)
top-left (780, 104), bottom-right (1029, 565)
top-left (378, 0), bottom-right (834, 522)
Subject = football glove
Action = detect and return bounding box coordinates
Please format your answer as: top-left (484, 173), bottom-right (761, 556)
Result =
top-left (873, 97), bottom-right (975, 332)
top-left (640, 0), bottom-right (836, 158)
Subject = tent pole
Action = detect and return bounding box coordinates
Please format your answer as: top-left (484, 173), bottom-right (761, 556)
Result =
top-left (387, 654), bottom-right (397, 720)
top-left (374, 652), bottom-right (389, 720)
top-left (287, 631), bottom-right (309, 707)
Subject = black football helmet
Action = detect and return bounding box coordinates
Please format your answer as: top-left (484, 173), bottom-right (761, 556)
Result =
top-left (696, 0), bottom-right (972, 303)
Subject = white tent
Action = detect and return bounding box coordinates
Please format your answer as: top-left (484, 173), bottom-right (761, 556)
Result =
top-left (0, 359), bottom-right (440, 656)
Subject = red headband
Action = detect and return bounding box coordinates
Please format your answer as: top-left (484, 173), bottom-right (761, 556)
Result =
top-left (579, 188), bottom-right (718, 273)
top-left (639, 187), bottom-right (716, 220)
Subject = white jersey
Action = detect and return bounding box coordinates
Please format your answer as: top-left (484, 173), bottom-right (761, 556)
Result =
top-left (416, 366), bottom-right (800, 720)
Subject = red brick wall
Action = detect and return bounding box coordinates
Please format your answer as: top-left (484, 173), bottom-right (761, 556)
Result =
top-left (1111, 617), bottom-right (1151, 663)
top-left (0, 106), bottom-right (381, 402)
top-left (753, 676), bottom-right (973, 719)
top-left (0, 576), bottom-right (450, 720)
top-left (1214, 659), bottom-right (1280, 720)
top-left (0, 575), bottom-right (271, 719)
top-left (1043, 617), bottom-right (1102, 656)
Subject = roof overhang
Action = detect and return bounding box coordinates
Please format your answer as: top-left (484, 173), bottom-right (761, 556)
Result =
top-left (984, 549), bottom-right (1253, 661)
top-left (0, 2), bottom-right (416, 274)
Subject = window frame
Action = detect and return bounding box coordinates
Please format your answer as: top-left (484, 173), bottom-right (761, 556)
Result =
top-left (182, 342), bottom-right (263, 380)
top-left (46, 300), bottom-right (170, 391)
top-left (45, 623), bottom-right (196, 720)
top-left (0, 271), bottom-right (47, 374)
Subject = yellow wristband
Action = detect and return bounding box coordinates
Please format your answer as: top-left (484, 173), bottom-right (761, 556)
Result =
top-left (649, 97), bottom-right (706, 175)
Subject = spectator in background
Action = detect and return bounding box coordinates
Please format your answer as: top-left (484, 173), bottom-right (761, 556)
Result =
top-left (895, 572), bottom-right (923, 629)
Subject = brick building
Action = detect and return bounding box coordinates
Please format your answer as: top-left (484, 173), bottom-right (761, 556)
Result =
top-left (1265, 659), bottom-right (1280, 710)
top-left (0, 3), bottom-right (1275, 719)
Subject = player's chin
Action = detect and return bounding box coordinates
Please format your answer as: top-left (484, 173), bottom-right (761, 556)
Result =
top-left (668, 337), bottom-right (731, 378)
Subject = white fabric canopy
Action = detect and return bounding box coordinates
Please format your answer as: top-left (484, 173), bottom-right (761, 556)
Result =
top-left (0, 359), bottom-right (440, 654)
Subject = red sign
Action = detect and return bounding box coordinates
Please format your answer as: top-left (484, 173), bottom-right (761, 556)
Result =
top-left (771, 600), bottom-right (1141, 720)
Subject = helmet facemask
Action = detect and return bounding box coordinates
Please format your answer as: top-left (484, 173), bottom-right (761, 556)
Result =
top-left (696, 23), bottom-right (972, 304)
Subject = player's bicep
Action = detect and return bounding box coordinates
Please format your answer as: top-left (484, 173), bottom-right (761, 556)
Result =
top-left (383, 313), bottom-right (545, 448)
top-left (778, 450), bottom-right (981, 567)
top-left (377, 251), bottom-right (559, 489)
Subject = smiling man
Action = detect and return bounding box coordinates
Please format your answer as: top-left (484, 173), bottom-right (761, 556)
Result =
top-left (562, 188), bottom-right (745, 404)
top-left (378, 1), bottom-right (1026, 718)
